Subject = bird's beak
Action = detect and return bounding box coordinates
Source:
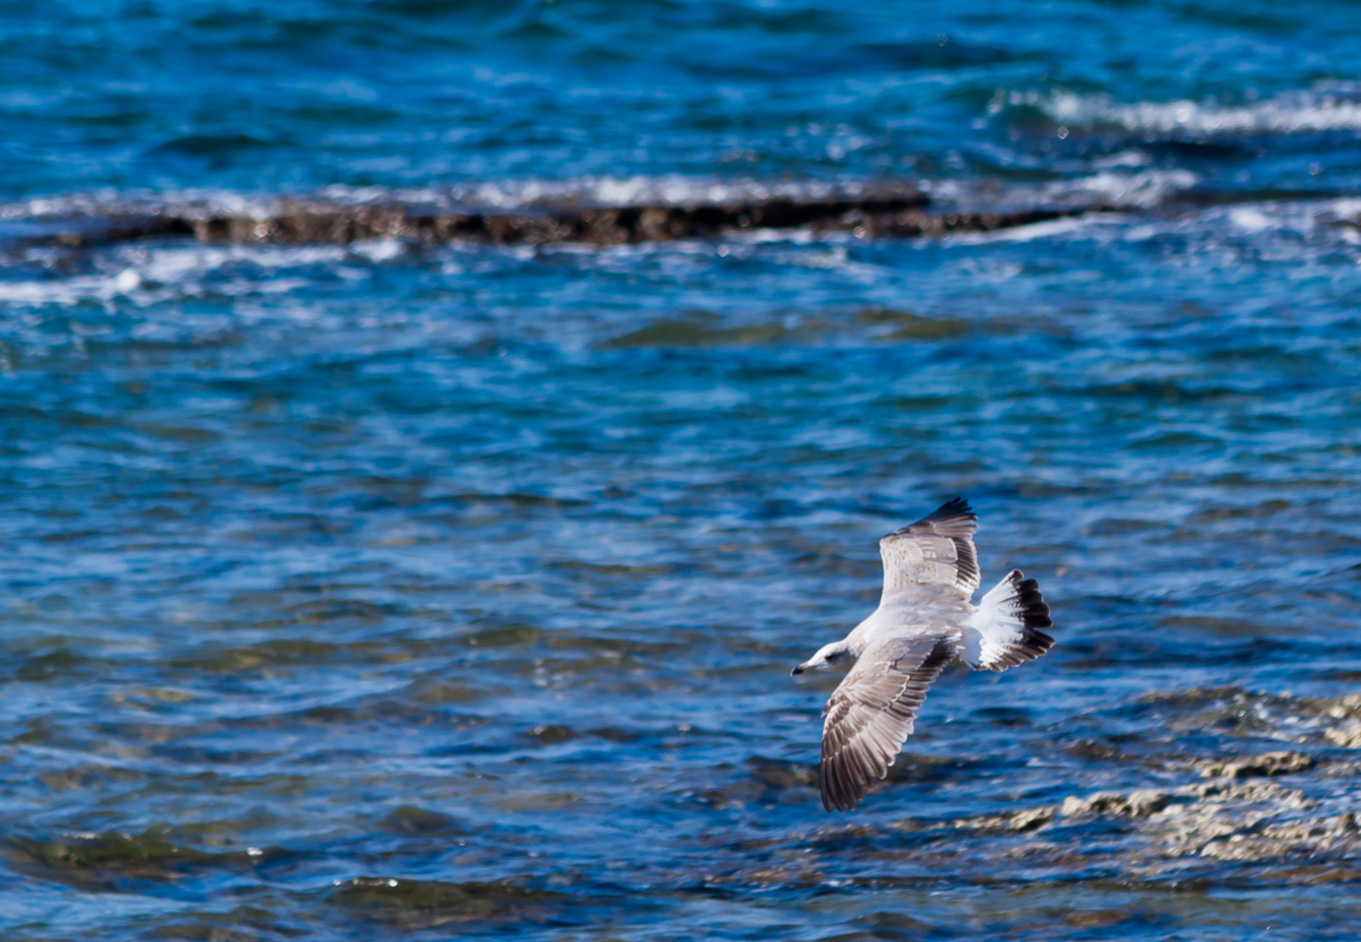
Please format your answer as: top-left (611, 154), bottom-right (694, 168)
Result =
top-left (791, 664), bottom-right (806, 676)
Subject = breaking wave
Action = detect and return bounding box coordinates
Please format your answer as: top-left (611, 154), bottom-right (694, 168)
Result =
top-left (999, 83), bottom-right (1361, 137)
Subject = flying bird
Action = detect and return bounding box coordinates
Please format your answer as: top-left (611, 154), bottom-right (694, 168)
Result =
top-left (792, 498), bottom-right (1054, 812)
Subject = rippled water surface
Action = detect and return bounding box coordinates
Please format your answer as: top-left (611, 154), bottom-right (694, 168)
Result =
top-left (3, 2), bottom-right (1361, 939)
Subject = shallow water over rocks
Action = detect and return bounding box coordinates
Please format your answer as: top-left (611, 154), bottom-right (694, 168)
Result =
top-left (4, 0), bottom-right (1361, 939)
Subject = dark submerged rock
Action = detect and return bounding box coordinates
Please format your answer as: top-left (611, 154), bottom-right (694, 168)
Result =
top-left (11, 188), bottom-right (1129, 250)
top-left (328, 876), bottom-right (570, 928)
top-left (376, 805), bottom-right (466, 836)
top-left (4, 828), bottom-right (275, 891)
top-left (189, 200), bottom-right (1116, 246)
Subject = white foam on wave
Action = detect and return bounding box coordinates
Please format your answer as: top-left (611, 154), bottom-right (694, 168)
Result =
top-left (947, 215), bottom-right (1099, 246)
top-left (916, 158), bottom-right (1195, 210)
top-left (0, 242), bottom-right (348, 306)
top-left (306, 176), bottom-right (868, 211)
top-left (999, 83), bottom-right (1361, 137)
top-left (987, 196), bottom-right (1361, 263)
top-left (351, 238), bottom-right (406, 263)
top-left (438, 174), bottom-right (890, 209)
top-left (1228, 207), bottom-right (1272, 233)
top-left (1046, 167), bottom-right (1199, 207)
top-left (0, 188), bottom-right (286, 222)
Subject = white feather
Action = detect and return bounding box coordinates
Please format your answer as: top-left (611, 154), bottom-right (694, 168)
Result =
top-left (963, 569), bottom-right (1029, 669)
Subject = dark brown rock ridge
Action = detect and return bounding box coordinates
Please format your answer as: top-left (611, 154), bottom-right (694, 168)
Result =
top-left (25, 189), bottom-right (1124, 250)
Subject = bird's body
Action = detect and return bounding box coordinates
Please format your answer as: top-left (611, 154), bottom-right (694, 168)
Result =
top-left (792, 498), bottom-right (1054, 812)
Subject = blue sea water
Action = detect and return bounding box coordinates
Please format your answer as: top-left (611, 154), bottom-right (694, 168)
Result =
top-left (3, 1), bottom-right (1361, 939)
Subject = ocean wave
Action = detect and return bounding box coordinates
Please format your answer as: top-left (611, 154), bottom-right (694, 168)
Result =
top-left (437, 175), bottom-right (888, 209)
top-left (0, 242), bottom-right (345, 307)
top-left (1042, 167), bottom-right (1200, 208)
top-left (998, 83), bottom-right (1361, 136)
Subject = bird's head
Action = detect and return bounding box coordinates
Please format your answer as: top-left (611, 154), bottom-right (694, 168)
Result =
top-left (792, 641), bottom-right (853, 675)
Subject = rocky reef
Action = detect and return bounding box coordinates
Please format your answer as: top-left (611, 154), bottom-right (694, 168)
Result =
top-left (19, 187), bottom-right (1122, 250)
top-left (687, 685), bottom-right (1361, 898)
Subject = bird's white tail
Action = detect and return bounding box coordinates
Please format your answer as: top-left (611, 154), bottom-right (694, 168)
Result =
top-left (963, 569), bottom-right (1054, 671)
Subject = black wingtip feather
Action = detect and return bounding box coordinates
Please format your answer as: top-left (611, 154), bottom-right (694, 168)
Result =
top-left (940, 495), bottom-right (972, 513)
top-left (887, 497), bottom-right (976, 538)
top-left (1026, 629), bottom-right (1055, 652)
top-left (1007, 570), bottom-right (1055, 656)
top-left (927, 496), bottom-right (975, 524)
top-left (1012, 574), bottom-right (1053, 630)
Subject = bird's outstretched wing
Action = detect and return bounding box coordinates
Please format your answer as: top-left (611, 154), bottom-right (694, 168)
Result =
top-left (819, 634), bottom-right (957, 812)
top-left (878, 497), bottom-right (980, 601)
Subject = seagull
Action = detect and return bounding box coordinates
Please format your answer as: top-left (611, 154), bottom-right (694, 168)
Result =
top-left (792, 498), bottom-right (1054, 812)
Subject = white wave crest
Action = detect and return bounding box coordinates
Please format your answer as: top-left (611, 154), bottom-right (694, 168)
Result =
top-left (1002, 84), bottom-right (1361, 136)
top-left (0, 243), bottom-right (345, 306)
top-left (1046, 167), bottom-right (1199, 207)
top-left (437, 175), bottom-right (901, 209)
